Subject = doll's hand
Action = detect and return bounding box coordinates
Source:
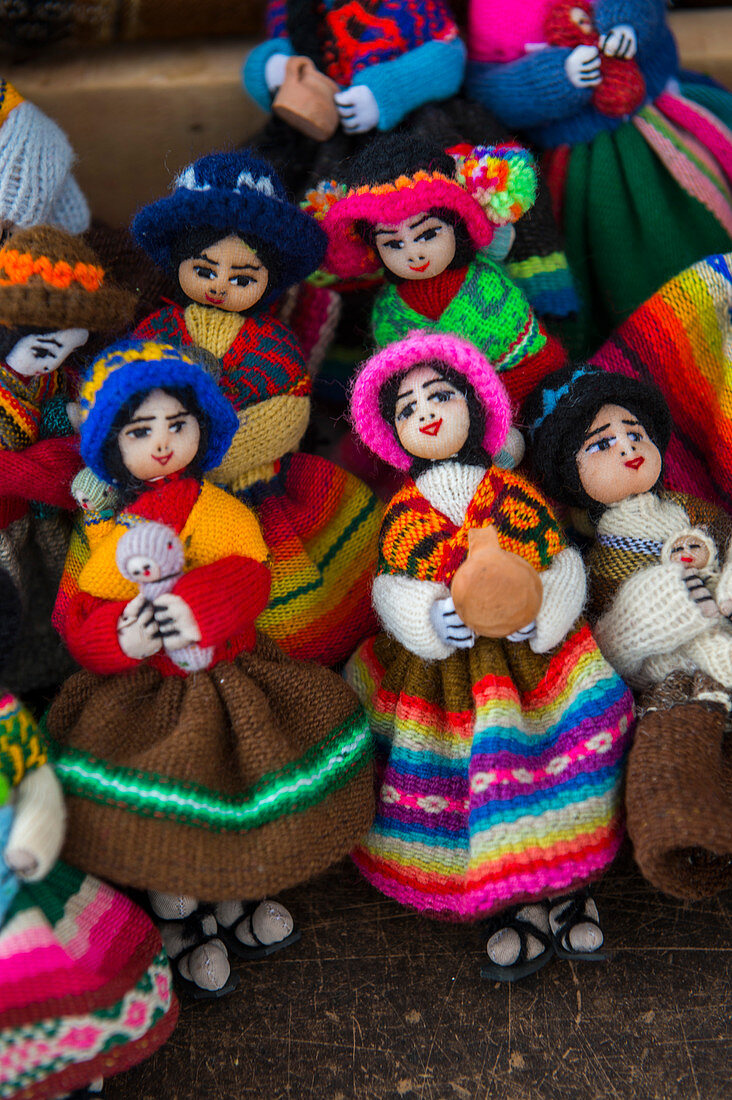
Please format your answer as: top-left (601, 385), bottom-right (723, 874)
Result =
top-left (335, 85), bottom-right (380, 133)
top-left (718, 597), bottom-right (732, 619)
top-left (4, 847), bottom-right (38, 878)
top-left (264, 53), bottom-right (290, 94)
top-left (506, 621), bottom-right (537, 643)
top-left (430, 596), bottom-right (476, 650)
top-left (151, 594), bottom-right (202, 652)
top-left (565, 45), bottom-right (602, 88)
top-left (599, 25), bottom-right (638, 59)
top-left (682, 570), bottom-right (719, 619)
top-left (117, 594), bottom-right (162, 660)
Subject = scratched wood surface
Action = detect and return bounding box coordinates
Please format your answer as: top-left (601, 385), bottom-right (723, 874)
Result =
top-left (104, 846), bottom-right (731, 1100)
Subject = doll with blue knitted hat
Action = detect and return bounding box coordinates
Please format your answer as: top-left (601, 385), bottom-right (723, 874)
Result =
top-left (465, 0), bottom-right (732, 354)
top-left (46, 338), bottom-right (374, 999)
top-left (131, 151), bottom-right (382, 666)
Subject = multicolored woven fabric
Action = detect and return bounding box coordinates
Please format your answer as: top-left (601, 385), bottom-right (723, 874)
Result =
top-left (0, 862), bottom-right (178, 1099)
top-left (592, 252), bottom-right (732, 511)
top-left (0, 366), bottom-right (58, 452)
top-left (236, 452), bottom-right (381, 665)
top-left (0, 692), bottom-right (47, 794)
top-left (346, 622), bottom-right (633, 920)
top-left (134, 303), bottom-right (310, 412)
top-left (378, 467), bottom-right (567, 584)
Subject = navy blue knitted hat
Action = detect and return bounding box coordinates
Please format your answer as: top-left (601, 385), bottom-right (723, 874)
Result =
top-left (79, 338), bottom-right (239, 481)
top-left (131, 151), bottom-right (326, 306)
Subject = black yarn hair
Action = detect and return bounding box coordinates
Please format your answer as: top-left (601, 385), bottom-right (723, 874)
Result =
top-left (0, 325), bottom-right (54, 362)
top-left (354, 207), bottom-right (476, 284)
top-left (101, 384), bottom-right (211, 505)
top-left (522, 365), bottom-right (673, 514)
top-left (0, 566), bottom-right (22, 676)
top-left (340, 133), bottom-right (457, 190)
top-left (377, 359), bottom-right (491, 477)
top-left (168, 225), bottom-right (278, 310)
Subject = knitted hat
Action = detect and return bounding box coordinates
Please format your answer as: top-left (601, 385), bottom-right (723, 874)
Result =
top-left (79, 338), bottom-right (239, 480)
top-left (318, 134), bottom-right (536, 278)
top-left (350, 331), bottom-right (512, 471)
top-left (0, 225), bottom-right (137, 331)
top-left (131, 150), bottom-right (326, 306)
top-left (523, 364), bottom-right (673, 508)
top-left (0, 79), bottom-right (89, 234)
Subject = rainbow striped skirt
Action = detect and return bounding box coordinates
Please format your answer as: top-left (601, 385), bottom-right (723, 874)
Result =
top-left (345, 622), bottom-right (634, 921)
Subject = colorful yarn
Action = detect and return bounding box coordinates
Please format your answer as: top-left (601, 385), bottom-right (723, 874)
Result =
top-left (451, 142), bottom-right (537, 225)
top-left (0, 250), bottom-right (104, 292)
top-left (0, 691), bottom-right (47, 791)
top-left (0, 366), bottom-right (58, 452)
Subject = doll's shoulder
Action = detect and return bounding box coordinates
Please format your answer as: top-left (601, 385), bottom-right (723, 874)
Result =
top-left (189, 480), bottom-right (268, 563)
top-left (133, 303), bottom-right (188, 344)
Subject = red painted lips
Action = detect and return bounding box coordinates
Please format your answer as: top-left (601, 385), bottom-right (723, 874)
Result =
top-left (419, 419), bottom-right (442, 436)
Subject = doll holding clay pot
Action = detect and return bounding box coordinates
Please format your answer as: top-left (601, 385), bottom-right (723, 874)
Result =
top-left (345, 331), bottom-right (633, 981)
top-left (524, 364), bottom-right (732, 900)
top-left (46, 339), bottom-right (374, 999)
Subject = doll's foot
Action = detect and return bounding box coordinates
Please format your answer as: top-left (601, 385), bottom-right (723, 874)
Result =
top-left (151, 895), bottom-right (239, 999)
top-left (176, 937), bottom-right (236, 998)
top-left (148, 890), bottom-right (199, 921)
top-left (215, 898), bottom-right (301, 960)
top-left (548, 889), bottom-right (609, 961)
top-left (481, 902), bottom-right (554, 982)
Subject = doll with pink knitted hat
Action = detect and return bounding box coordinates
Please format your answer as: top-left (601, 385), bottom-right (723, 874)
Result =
top-left (318, 135), bottom-right (567, 409)
top-left (345, 329), bottom-right (633, 981)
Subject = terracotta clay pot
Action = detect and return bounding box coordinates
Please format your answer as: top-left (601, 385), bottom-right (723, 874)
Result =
top-left (273, 56), bottom-right (340, 142)
top-left (451, 526), bottom-right (543, 638)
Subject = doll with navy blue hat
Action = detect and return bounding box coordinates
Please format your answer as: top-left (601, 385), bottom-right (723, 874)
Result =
top-left (46, 337), bottom-right (374, 999)
top-left (131, 150), bottom-right (383, 667)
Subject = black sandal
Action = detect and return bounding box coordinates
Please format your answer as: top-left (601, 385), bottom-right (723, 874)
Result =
top-left (217, 900), bottom-right (302, 961)
top-left (167, 908), bottom-right (240, 1000)
top-left (480, 904), bottom-right (555, 982)
top-left (548, 890), bottom-right (610, 962)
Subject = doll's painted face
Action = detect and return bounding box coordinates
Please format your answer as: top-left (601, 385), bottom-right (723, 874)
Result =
top-left (6, 328), bottom-right (89, 377)
top-left (394, 364), bottom-right (470, 461)
top-left (667, 532), bottom-right (713, 571)
top-left (374, 215), bottom-right (456, 281)
top-left (118, 389), bottom-right (201, 482)
top-left (576, 403), bottom-right (662, 505)
top-left (178, 235), bottom-right (269, 312)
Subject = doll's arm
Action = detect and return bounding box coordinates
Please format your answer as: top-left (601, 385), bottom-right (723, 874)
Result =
top-left (593, 562), bottom-right (711, 683)
top-left (170, 556), bottom-right (272, 648)
top-left (594, 0), bottom-right (667, 54)
top-left (349, 38), bottom-right (466, 132)
top-left (63, 590), bottom-right (148, 675)
top-left (373, 573), bottom-right (465, 660)
top-left (243, 38), bottom-right (295, 111)
top-left (4, 764), bottom-right (65, 882)
top-left (531, 547), bottom-right (587, 654)
top-left (0, 438), bottom-right (81, 510)
top-left (465, 51), bottom-right (595, 130)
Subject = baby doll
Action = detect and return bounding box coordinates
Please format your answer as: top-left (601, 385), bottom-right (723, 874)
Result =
top-left (131, 150), bottom-right (382, 665)
top-left (0, 225), bottom-right (136, 695)
top-left (319, 134), bottom-right (567, 409)
top-left (345, 331), bottom-right (634, 980)
top-left (46, 338), bottom-right (374, 998)
top-left (0, 565), bottom-right (178, 1100)
top-left (465, 0), bottom-right (732, 354)
top-left (524, 364), bottom-right (732, 899)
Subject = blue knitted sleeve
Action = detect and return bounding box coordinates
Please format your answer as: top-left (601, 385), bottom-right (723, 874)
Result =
top-left (352, 37), bottom-right (466, 132)
top-left (465, 50), bottom-right (593, 129)
top-left (242, 38), bottom-right (295, 111)
top-left (593, 0), bottom-right (666, 53)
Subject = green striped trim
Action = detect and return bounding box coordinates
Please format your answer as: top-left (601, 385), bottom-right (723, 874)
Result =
top-left (504, 251), bottom-right (569, 279)
top-left (44, 710), bottom-right (372, 832)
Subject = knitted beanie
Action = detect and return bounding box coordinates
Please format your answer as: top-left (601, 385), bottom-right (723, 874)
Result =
top-left (523, 364), bottom-right (673, 508)
top-left (317, 133), bottom-right (537, 279)
top-left (350, 331), bottom-right (512, 471)
top-left (0, 225), bottom-right (137, 332)
top-left (131, 150), bottom-right (326, 305)
top-left (0, 79), bottom-right (89, 234)
top-left (79, 338), bottom-right (239, 480)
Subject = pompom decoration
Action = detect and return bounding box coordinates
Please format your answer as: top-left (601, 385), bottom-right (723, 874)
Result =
top-left (301, 180), bottom-right (348, 221)
top-left (450, 143), bottom-right (537, 225)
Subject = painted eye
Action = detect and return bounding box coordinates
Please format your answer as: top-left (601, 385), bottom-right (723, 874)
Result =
top-left (230, 275), bottom-right (254, 288)
top-left (396, 402), bottom-right (416, 422)
top-left (627, 431), bottom-right (644, 442)
top-left (170, 420), bottom-right (186, 433)
top-left (32, 347), bottom-right (53, 359)
top-left (128, 426), bottom-right (150, 439)
top-left (430, 389), bottom-right (455, 404)
top-left (416, 227), bottom-right (440, 243)
top-left (585, 435), bottom-right (617, 455)
top-left (383, 240), bottom-right (403, 251)
top-left (194, 266), bottom-right (216, 280)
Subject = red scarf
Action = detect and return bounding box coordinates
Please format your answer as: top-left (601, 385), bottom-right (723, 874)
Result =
top-left (123, 473), bottom-right (201, 534)
top-left (397, 267), bottom-right (468, 321)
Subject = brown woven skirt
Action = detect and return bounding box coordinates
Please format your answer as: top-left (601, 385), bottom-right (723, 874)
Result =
top-left (45, 633), bottom-right (374, 901)
top-left (626, 676), bottom-right (732, 899)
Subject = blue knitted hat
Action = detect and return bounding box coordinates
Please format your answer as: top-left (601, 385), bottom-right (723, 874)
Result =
top-left (131, 151), bottom-right (326, 305)
top-left (79, 338), bottom-right (239, 481)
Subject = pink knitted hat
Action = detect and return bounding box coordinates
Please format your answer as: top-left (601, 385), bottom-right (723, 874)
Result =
top-left (350, 331), bottom-right (512, 470)
top-left (467, 0), bottom-right (554, 63)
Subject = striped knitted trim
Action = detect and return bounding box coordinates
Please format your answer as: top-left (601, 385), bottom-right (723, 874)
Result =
top-left (45, 709), bottom-right (372, 831)
top-left (595, 533), bottom-right (663, 556)
top-left (0, 251), bottom-right (105, 292)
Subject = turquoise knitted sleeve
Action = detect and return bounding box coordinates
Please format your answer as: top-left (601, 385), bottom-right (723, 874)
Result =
top-left (242, 38), bottom-right (295, 111)
top-left (353, 37), bottom-right (466, 132)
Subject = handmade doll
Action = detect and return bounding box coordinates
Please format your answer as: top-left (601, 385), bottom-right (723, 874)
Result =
top-left (0, 225), bottom-right (136, 695)
top-left (131, 150), bottom-right (382, 665)
top-left (465, 0), bottom-right (732, 353)
top-left (345, 331), bottom-right (633, 980)
top-left (46, 339), bottom-right (374, 999)
top-left (524, 364), bottom-right (732, 899)
top-left (319, 134), bottom-right (567, 409)
top-left (0, 568), bottom-right (178, 1100)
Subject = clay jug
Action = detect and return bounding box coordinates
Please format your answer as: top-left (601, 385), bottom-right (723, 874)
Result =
top-left (451, 526), bottom-right (543, 638)
top-left (273, 57), bottom-right (340, 142)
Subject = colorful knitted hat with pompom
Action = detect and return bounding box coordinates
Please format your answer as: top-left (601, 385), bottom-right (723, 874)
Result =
top-left (350, 330), bottom-right (512, 471)
top-left (319, 133), bottom-right (536, 278)
top-left (79, 338), bottom-right (239, 480)
top-left (131, 150), bottom-right (326, 306)
top-left (0, 225), bottom-right (136, 332)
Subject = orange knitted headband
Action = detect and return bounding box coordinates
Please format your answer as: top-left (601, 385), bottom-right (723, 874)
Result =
top-left (0, 250), bottom-right (105, 292)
